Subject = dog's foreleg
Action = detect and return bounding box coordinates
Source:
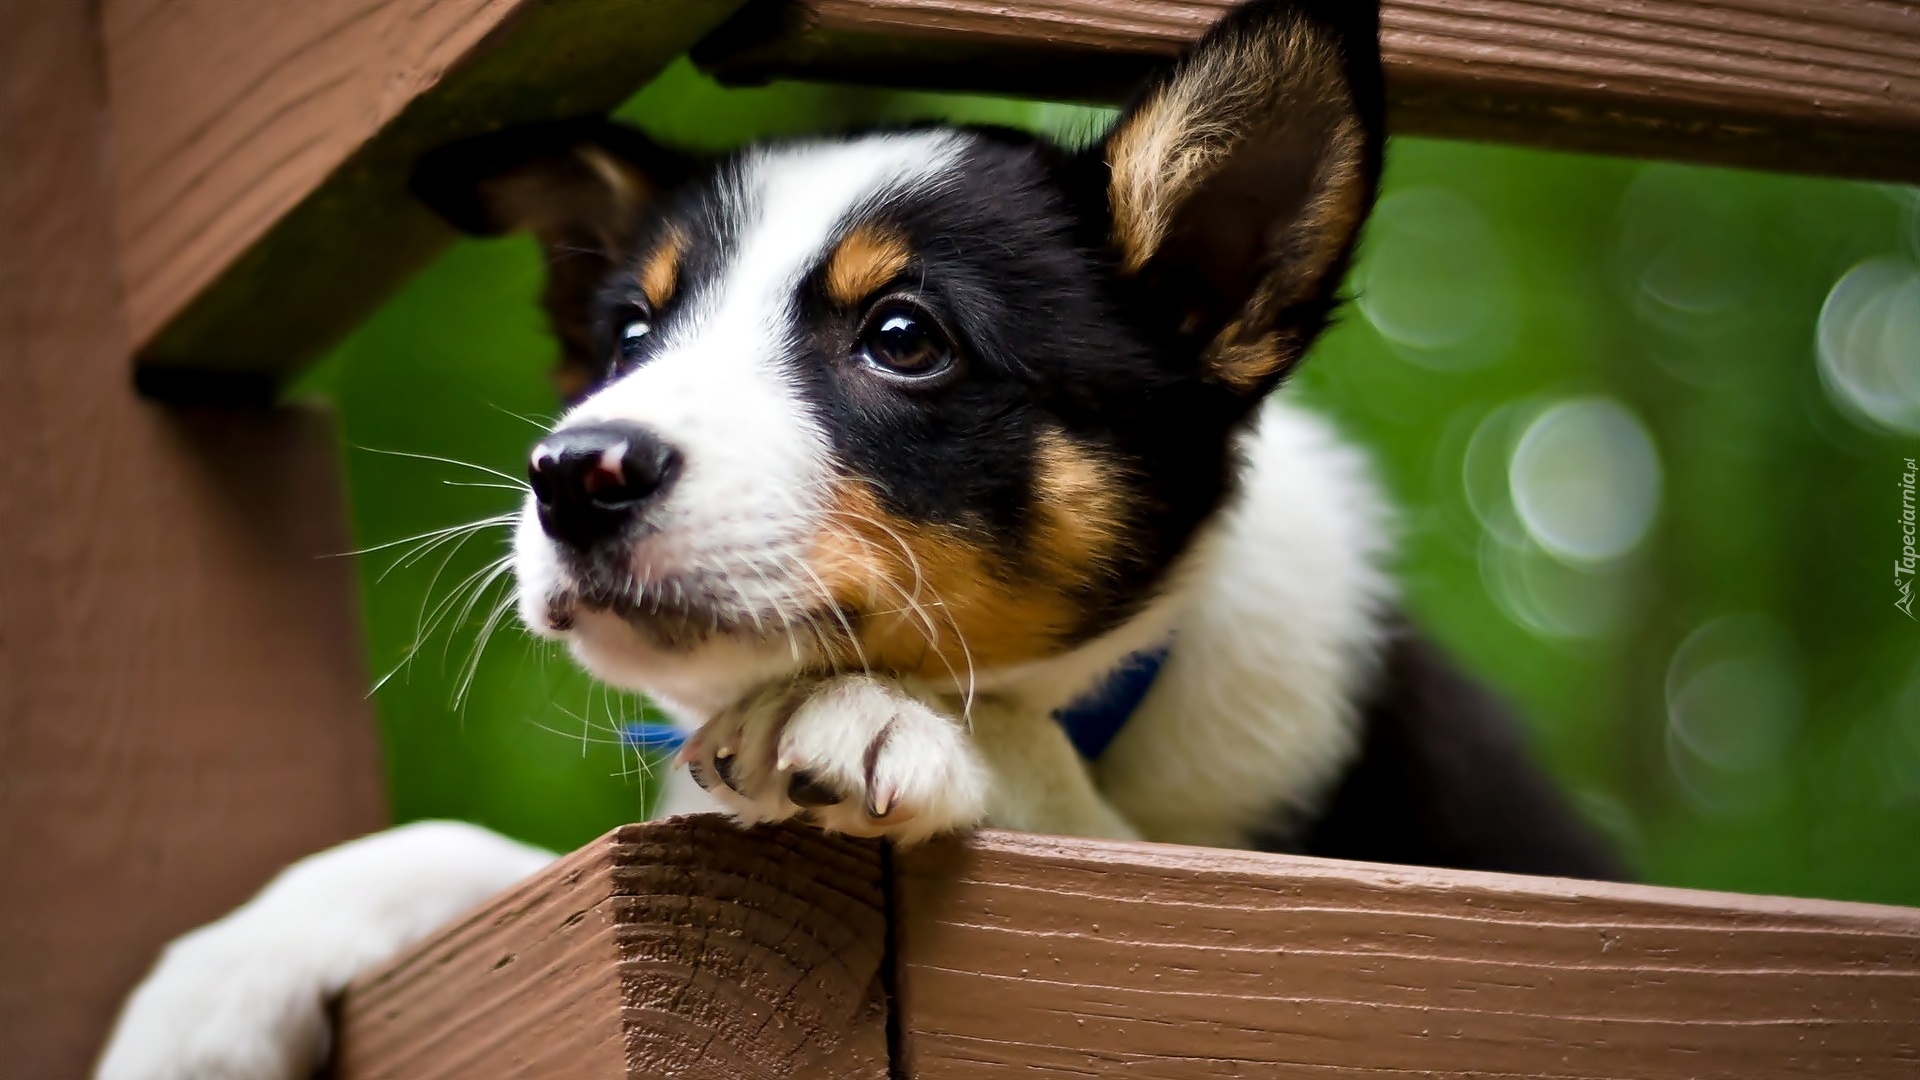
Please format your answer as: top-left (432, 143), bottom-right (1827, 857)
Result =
top-left (966, 698), bottom-right (1140, 840)
top-left (95, 821), bottom-right (551, 1080)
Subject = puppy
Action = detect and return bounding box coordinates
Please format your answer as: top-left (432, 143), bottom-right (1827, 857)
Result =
top-left (97, 3), bottom-right (1618, 1077)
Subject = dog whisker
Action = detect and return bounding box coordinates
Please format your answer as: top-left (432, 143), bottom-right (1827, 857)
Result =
top-left (370, 550), bottom-right (513, 698)
top-left (352, 445), bottom-right (532, 491)
top-left (387, 516), bottom-right (501, 584)
top-left (438, 480), bottom-right (529, 493)
top-left (483, 401), bottom-right (560, 432)
top-left (441, 557), bottom-right (517, 663)
top-left (453, 585), bottom-right (522, 712)
top-left (332, 513), bottom-right (513, 562)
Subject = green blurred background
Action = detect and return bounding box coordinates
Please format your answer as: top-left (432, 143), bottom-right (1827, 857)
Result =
top-left (297, 62), bottom-right (1920, 905)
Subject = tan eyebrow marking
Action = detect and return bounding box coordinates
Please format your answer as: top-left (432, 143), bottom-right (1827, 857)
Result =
top-left (638, 228), bottom-right (684, 310)
top-left (825, 225), bottom-right (913, 307)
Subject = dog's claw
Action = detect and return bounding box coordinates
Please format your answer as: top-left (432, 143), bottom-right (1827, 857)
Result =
top-left (687, 760), bottom-right (717, 792)
top-left (711, 753), bottom-right (741, 793)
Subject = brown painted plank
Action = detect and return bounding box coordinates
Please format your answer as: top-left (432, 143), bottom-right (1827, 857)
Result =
top-left (0, 5), bottom-right (386, 1076)
top-left (334, 817), bottom-right (892, 1080)
top-left (695, 0), bottom-right (1920, 183)
top-left (335, 819), bottom-right (1920, 1078)
top-left (895, 830), bottom-right (1920, 1078)
top-left (105, 0), bottom-right (746, 399)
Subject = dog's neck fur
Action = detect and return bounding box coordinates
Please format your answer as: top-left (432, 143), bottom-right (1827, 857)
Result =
top-left (968, 395), bottom-right (1395, 847)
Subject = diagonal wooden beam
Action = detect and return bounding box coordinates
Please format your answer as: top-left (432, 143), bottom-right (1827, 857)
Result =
top-left (694, 0), bottom-right (1920, 184)
top-left (106, 0), bottom-right (746, 402)
top-left (335, 816), bottom-right (1920, 1078)
top-left (334, 818), bottom-right (892, 1080)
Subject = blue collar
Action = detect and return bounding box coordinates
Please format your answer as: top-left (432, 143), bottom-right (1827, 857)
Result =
top-left (622, 644), bottom-right (1172, 765)
top-left (1052, 643), bottom-right (1171, 761)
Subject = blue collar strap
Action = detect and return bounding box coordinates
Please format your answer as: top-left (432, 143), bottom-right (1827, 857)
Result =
top-left (622, 719), bottom-right (689, 757)
top-left (622, 643), bottom-right (1171, 766)
top-left (1052, 643), bottom-right (1171, 761)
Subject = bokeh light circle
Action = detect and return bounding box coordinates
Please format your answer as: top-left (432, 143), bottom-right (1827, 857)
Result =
top-left (1356, 187), bottom-right (1513, 369)
top-left (1508, 397), bottom-right (1663, 564)
top-left (1477, 531), bottom-right (1632, 641)
top-left (1816, 256), bottom-right (1920, 435)
top-left (1612, 165), bottom-right (1765, 325)
top-left (1899, 185), bottom-right (1920, 263)
top-left (1665, 614), bottom-right (1804, 775)
top-left (1461, 400), bottom-right (1535, 550)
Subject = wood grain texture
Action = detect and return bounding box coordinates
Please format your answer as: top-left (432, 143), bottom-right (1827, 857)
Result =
top-left (695, 0), bottom-right (1920, 182)
top-left (105, 0), bottom-right (744, 394)
top-left (335, 817), bottom-right (891, 1080)
top-left (334, 819), bottom-right (1920, 1078)
top-left (0, 6), bottom-right (385, 1075)
top-left (894, 830), bottom-right (1920, 1078)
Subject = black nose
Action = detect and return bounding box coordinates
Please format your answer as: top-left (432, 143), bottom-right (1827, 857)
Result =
top-left (528, 423), bottom-right (681, 551)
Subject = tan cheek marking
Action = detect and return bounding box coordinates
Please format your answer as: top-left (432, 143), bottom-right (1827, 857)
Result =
top-left (638, 229), bottom-right (683, 310)
top-left (806, 480), bottom-right (1087, 681)
top-left (825, 226), bottom-right (912, 308)
top-left (1031, 429), bottom-right (1126, 577)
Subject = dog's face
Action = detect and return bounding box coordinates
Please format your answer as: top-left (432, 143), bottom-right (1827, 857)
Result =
top-left (415, 1), bottom-right (1383, 713)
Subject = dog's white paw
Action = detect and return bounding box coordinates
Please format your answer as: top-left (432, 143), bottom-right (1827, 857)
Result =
top-left (94, 918), bottom-right (332, 1080)
top-left (686, 675), bottom-right (987, 845)
top-left (94, 821), bottom-right (551, 1080)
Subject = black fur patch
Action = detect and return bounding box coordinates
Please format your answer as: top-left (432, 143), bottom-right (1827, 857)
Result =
top-left (575, 131), bottom-right (1254, 650)
top-left (417, 1), bottom-right (1620, 880)
top-left (1273, 620), bottom-right (1627, 881)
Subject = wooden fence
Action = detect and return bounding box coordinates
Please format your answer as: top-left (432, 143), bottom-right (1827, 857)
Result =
top-left (333, 816), bottom-right (1920, 1078)
top-left (108, 0), bottom-right (1920, 401)
top-left (3, 1), bottom-right (1916, 1075)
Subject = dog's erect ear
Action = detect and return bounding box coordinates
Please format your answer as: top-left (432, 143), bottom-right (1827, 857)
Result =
top-left (412, 118), bottom-right (692, 399)
top-left (1094, 0), bottom-right (1383, 394)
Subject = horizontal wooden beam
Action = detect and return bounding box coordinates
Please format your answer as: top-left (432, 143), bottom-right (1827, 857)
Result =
top-left (336, 816), bottom-right (1920, 1078)
top-left (694, 0), bottom-right (1920, 183)
top-left (106, 0), bottom-right (745, 401)
top-left (109, 0), bottom-right (1916, 400)
top-left (898, 831), bottom-right (1920, 1076)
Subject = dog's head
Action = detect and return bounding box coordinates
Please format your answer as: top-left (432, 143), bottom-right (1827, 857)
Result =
top-left (415, 0), bottom-right (1383, 713)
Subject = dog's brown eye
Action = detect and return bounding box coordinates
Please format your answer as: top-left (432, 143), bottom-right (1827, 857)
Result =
top-left (858, 303), bottom-right (952, 379)
top-left (614, 317), bottom-right (651, 374)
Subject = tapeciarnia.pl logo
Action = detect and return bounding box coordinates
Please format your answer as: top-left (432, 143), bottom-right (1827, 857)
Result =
top-left (1900, 457), bottom-right (1917, 620)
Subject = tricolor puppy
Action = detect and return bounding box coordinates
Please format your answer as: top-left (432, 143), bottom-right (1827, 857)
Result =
top-left (97, 4), bottom-right (1618, 1077)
